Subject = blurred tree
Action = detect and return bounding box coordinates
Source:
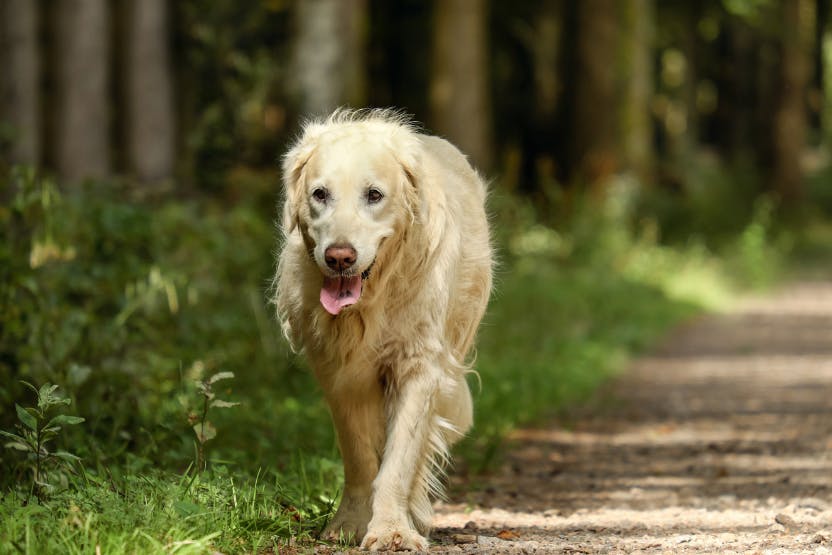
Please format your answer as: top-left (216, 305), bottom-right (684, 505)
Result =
top-left (0, 0), bottom-right (826, 210)
top-left (618, 0), bottom-right (655, 183)
top-left (429, 0), bottom-right (493, 171)
top-left (569, 0), bottom-right (619, 186)
top-left (366, 0), bottom-right (431, 119)
top-left (771, 0), bottom-right (815, 203)
top-left (123, 0), bottom-right (175, 185)
top-left (519, 0), bottom-right (564, 192)
top-left (173, 2), bottom-right (291, 190)
top-left (727, 17), bottom-right (756, 159)
top-left (0, 0), bottom-right (40, 166)
top-left (54, 0), bottom-right (111, 183)
top-left (674, 1), bottom-right (704, 165)
top-left (290, 0), bottom-right (367, 117)
top-left (810, 0), bottom-right (829, 137)
top-left (528, 1), bottom-right (563, 140)
top-left (654, 0), bottom-right (704, 180)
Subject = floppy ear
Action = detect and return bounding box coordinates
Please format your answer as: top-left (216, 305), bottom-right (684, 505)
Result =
top-left (396, 141), bottom-right (446, 258)
top-left (280, 124), bottom-right (323, 233)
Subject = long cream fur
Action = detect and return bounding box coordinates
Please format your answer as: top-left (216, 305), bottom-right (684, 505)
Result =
top-left (273, 109), bottom-right (492, 551)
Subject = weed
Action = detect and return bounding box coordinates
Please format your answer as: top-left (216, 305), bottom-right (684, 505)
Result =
top-left (0, 382), bottom-right (85, 502)
top-left (188, 371), bottom-right (240, 473)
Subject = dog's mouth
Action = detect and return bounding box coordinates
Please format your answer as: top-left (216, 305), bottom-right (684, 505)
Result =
top-left (319, 263), bottom-right (374, 316)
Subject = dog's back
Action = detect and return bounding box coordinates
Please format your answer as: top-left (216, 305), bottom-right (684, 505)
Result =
top-left (419, 134), bottom-right (492, 363)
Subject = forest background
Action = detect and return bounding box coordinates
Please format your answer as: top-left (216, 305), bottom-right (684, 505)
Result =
top-left (2, 0), bottom-right (832, 552)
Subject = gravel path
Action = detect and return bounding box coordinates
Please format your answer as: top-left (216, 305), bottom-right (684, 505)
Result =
top-left (430, 281), bottom-right (832, 554)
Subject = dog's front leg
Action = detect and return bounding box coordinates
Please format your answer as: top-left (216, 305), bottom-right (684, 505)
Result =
top-left (361, 366), bottom-right (438, 552)
top-left (322, 391), bottom-right (386, 544)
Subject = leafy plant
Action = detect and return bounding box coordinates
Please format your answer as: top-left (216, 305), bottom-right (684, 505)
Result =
top-left (0, 382), bottom-right (85, 501)
top-left (189, 371), bottom-right (239, 472)
top-left (0, 167), bottom-right (295, 476)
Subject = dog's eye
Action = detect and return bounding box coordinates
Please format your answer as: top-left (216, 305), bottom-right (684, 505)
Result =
top-left (367, 188), bottom-right (384, 204)
top-left (312, 187), bottom-right (329, 203)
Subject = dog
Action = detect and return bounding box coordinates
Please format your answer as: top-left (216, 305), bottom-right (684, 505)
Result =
top-left (273, 109), bottom-right (492, 551)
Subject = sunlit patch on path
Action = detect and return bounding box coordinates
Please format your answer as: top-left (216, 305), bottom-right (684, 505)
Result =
top-left (433, 281), bottom-right (832, 553)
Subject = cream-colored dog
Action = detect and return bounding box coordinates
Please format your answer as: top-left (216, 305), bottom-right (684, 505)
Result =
top-left (273, 109), bottom-right (492, 551)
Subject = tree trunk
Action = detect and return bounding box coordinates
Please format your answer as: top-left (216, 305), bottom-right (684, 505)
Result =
top-left (771, 0), bottom-right (814, 203)
top-left (725, 20), bottom-right (757, 161)
top-left (816, 0), bottom-right (830, 143)
top-left (54, 0), bottom-right (111, 183)
top-left (429, 0), bottom-right (492, 171)
top-left (618, 0), bottom-right (655, 184)
top-left (522, 0), bottom-right (563, 192)
top-left (290, 0), bottom-right (368, 117)
top-left (0, 0), bottom-right (40, 165)
top-left (123, 0), bottom-right (175, 184)
top-left (569, 0), bottom-right (618, 187)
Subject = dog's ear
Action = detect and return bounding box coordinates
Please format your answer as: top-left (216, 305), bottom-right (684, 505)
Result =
top-left (280, 124), bottom-right (323, 233)
top-left (397, 149), bottom-right (421, 219)
top-left (396, 142), bottom-right (446, 258)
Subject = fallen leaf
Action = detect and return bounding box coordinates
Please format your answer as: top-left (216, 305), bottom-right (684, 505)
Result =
top-left (496, 529), bottom-right (520, 540)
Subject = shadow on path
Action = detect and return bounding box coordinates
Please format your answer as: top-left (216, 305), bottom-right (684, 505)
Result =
top-left (434, 281), bottom-right (832, 553)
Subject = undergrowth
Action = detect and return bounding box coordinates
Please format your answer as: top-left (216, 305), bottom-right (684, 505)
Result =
top-left (0, 166), bottom-right (792, 553)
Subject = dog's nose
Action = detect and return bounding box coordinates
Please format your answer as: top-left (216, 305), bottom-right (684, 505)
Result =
top-left (325, 244), bottom-right (357, 271)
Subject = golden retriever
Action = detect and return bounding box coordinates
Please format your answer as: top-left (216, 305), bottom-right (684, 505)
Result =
top-left (273, 109), bottom-right (492, 551)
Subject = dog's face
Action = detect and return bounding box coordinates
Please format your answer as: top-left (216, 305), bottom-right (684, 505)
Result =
top-left (283, 128), bottom-right (415, 315)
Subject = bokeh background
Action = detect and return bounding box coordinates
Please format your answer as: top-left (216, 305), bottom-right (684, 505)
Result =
top-left (2, 0), bottom-right (829, 202)
top-left (2, 0), bottom-right (832, 551)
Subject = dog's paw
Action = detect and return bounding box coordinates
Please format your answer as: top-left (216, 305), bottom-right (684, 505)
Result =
top-left (321, 494), bottom-right (372, 545)
top-left (322, 523), bottom-right (362, 545)
top-left (360, 523), bottom-right (427, 552)
top-left (322, 515), bottom-right (368, 545)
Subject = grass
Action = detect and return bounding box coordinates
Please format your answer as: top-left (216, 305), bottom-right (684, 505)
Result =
top-left (0, 464), bottom-right (338, 554)
top-left (0, 167), bottom-right (792, 553)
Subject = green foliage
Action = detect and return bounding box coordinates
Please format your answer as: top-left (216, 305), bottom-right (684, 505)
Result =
top-left (1, 382), bottom-right (84, 501)
top-left (727, 195), bottom-right (790, 288)
top-left (0, 167), bottom-right (330, 477)
top-left (1, 165), bottom-right (338, 550)
top-left (807, 163), bottom-right (832, 217)
top-left (634, 162), bottom-right (792, 290)
top-left (638, 161), bottom-right (763, 244)
top-left (190, 371), bottom-right (240, 473)
top-left (175, 2), bottom-right (292, 189)
top-left (0, 462), bottom-right (339, 554)
top-left (722, 0), bottom-right (776, 28)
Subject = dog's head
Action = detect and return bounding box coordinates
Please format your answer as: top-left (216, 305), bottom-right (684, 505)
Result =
top-left (281, 111), bottom-right (422, 315)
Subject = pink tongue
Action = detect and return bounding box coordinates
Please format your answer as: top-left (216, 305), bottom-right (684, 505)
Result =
top-left (320, 275), bottom-right (363, 315)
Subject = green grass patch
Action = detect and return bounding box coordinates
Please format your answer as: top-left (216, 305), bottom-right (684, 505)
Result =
top-left (0, 463), bottom-right (339, 554)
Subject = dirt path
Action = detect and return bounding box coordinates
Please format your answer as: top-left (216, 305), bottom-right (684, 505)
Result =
top-left (431, 281), bottom-right (832, 554)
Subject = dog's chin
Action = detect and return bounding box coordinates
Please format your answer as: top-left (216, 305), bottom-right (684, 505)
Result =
top-left (318, 262), bottom-right (374, 316)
